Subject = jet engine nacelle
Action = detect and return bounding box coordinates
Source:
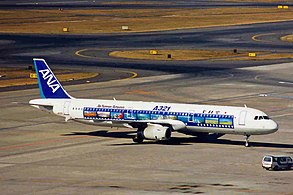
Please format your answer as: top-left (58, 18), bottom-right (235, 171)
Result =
top-left (143, 124), bottom-right (172, 141)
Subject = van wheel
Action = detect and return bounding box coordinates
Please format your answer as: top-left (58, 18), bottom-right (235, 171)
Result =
top-left (273, 166), bottom-right (279, 170)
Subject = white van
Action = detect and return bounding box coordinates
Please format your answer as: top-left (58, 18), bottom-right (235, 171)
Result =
top-left (262, 155), bottom-right (293, 170)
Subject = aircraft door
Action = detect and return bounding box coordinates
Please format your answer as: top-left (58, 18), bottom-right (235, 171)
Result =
top-left (238, 110), bottom-right (247, 125)
top-left (63, 101), bottom-right (70, 115)
top-left (188, 111), bottom-right (194, 122)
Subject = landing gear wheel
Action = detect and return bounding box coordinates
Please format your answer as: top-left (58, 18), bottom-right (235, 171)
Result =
top-left (133, 136), bottom-right (144, 143)
top-left (245, 135), bottom-right (250, 147)
top-left (133, 128), bottom-right (144, 143)
top-left (245, 141), bottom-right (249, 147)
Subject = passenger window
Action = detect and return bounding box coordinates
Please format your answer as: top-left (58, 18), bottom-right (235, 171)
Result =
top-left (254, 116), bottom-right (258, 120)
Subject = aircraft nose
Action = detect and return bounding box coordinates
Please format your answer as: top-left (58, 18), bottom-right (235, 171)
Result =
top-left (268, 120), bottom-right (279, 133)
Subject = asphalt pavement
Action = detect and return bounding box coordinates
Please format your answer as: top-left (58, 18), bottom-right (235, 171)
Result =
top-left (1, 21), bottom-right (293, 74)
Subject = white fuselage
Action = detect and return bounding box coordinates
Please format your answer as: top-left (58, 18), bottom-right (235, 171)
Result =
top-left (29, 98), bottom-right (279, 136)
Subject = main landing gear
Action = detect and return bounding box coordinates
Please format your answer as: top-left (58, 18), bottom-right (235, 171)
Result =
top-left (245, 135), bottom-right (250, 147)
top-left (133, 135), bottom-right (144, 143)
top-left (132, 128), bottom-right (144, 143)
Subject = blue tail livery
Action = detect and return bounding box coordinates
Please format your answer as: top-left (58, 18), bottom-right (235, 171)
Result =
top-left (33, 58), bottom-right (72, 99)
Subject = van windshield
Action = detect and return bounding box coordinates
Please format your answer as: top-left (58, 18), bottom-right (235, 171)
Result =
top-left (264, 157), bottom-right (272, 162)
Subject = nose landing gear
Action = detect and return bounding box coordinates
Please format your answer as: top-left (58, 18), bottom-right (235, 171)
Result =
top-left (245, 135), bottom-right (250, 147)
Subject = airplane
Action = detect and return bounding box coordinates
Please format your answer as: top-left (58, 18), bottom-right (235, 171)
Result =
top-left (29, 58), bottom-right (279, 147)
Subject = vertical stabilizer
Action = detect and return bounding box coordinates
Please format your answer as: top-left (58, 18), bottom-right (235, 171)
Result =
top-left (33, 58), bottom-right (72, 99)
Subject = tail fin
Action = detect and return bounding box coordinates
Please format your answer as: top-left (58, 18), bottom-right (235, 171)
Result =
top-left (33, 58), bottom-right (72, 99)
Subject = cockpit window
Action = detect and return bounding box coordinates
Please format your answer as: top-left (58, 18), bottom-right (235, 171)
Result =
top-left (254, 116), bottom-right (270, 120)
top-left (263, 116), bottom-right (270, 120)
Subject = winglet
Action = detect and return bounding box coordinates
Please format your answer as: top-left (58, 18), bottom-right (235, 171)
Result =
top-left (33, 58), bottom-right (72, 99)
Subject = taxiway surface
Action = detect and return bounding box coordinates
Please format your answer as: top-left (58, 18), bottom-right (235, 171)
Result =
top-left (2, 0), bottom-right (292, 10)
top-left (0, 1), bottom-right (293, 194)
top-left (1, 20), bottom-right (293, 73)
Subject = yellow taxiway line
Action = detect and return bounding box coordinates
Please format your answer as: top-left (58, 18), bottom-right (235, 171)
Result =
top-left (251, 33), bottom-right (275, 42)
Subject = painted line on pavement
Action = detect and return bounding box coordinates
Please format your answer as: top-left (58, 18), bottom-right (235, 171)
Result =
top-left (251, 33), bottom-right (275, 42)
top-left (75, 48), bottom-right (138, 80)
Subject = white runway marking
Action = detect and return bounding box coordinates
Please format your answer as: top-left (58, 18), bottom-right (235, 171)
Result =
top-left (271, 113), bottom-right (293, 118)
top-left (278, 81), bottom-right (293, 85)
top-left (0, 163), bottom-right (14, 168)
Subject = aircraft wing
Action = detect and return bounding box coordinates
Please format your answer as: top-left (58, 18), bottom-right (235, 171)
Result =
top-left (136, 119), bottom-right (186, 131)
top-left (92, 119), bottom-right (186, 131)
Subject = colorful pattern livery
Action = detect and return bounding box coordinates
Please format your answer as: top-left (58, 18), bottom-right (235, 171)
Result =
top-left (83, 107), bottom-right (234, 129)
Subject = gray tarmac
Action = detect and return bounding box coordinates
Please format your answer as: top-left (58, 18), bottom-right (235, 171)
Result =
top-left (0, 62), bottom-right (293, 194)
top-left (1, 1), bottom-right (293, 193)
